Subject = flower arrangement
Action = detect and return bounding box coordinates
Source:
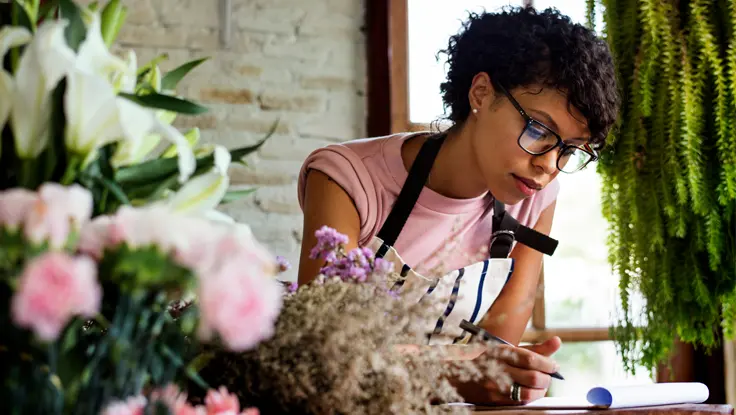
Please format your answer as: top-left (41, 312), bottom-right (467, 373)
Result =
top-left (193, 227), bottom-right (511, 415)
top-left (0, 0), bottom-right (282, 414)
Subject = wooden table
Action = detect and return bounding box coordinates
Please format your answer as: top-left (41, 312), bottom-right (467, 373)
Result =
top-left (473, 404), bottom-right (733, 414)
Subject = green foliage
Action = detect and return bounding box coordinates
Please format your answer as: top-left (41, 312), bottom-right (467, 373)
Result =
top-left (592, 0), bottom-right (736, 374)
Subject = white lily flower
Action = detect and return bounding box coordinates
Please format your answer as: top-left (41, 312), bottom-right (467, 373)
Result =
top-left (0, 26), bottom-right (33, 61)
top-left (10, 20), bottom-right (76, 158)
top-left (111, 133), bottom-right (161, 168)
top-left (75, 11), bottom-right (128, 80)
top-left (155, 121), bottom-right (196, 183)
top-left (111, 50), bottom-right (137, 93)
top-left (64, 70), bottom-right (120, 156)
top-left (166, 145), bottom-right (231, 214)
top-left (64, 66), bottom-right (154, 159)
top-left (0, 26), bottom-right (32, 135)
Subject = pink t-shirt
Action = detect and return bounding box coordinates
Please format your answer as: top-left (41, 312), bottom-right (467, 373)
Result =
top-left (297, 132), bottom-right (560, 275)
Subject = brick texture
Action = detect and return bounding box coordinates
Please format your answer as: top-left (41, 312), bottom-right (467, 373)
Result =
top-left (109, 0), bottom-right (367, 281)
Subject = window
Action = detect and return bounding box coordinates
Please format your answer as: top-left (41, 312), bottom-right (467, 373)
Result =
top-left (401, 0), bottom-right (654, 394)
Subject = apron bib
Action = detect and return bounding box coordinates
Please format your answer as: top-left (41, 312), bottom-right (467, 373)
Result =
top-left (372, 133), bottom-right (558, 345)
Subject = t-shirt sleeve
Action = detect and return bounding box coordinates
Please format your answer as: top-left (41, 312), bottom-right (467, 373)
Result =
top-left (297, 144), bottom-right (378, 244)
top-left (506, 177), bottom-right (561, 229)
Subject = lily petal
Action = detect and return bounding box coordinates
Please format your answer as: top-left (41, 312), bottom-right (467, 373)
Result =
top-left (116, 97), bottom-right (154, 143)
top-left (111, 133), bottom-right (161, 167)
top-left (0, 26), bottom-right (32, 61)
top-left (22, 20), bottom-right (76, 92)
top-left (112, 49), bottom-right (137, 93)
top-left (214, 144), bottom-right (232, 174)
top-left (155, 121), bottom-right (196, 183)
top-left (0, 70), bottom-right (12, 133)
top-left (64, 70), bottom-right (123, 156)
top-left (166, 167), bottom-right (230, 214)
top-left (204, 209), bottom-right (236, 223)
top-left (75, 12), bottom-right (128, 79)
top-left (11, 20), bottom-right (76, 158)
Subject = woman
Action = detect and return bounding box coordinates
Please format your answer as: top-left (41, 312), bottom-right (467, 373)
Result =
top-left (296, 6), bottom-right (619, 406)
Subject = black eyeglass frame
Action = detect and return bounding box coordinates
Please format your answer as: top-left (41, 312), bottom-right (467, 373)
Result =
top-left (496, 84), bottom-right (598, 173)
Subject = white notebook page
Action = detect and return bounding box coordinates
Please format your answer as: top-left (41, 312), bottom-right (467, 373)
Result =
top-left (525, 382), bottom-right (709, 409)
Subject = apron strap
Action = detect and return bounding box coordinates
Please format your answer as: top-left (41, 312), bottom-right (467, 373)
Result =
top-left (490, 199), bottom-right (558, 258)
top-left (376, 132), bottom-right (558, 258)
top-left (376, 133), bottom-right (447, 247)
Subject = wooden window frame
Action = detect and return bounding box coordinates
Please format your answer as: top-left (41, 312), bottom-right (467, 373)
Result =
top-left (369, 0), bottom-right (610, 344)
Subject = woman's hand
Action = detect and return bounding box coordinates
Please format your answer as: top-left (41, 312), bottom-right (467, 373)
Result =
top-left (453, 336), bottom-right (562, 405)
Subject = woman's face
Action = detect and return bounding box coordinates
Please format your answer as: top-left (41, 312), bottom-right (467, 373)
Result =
top-left (468, 74), bottom-right (591, 205)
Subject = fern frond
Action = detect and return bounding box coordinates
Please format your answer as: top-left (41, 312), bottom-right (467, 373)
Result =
top-left (601, 0), bottom-right (736, 374)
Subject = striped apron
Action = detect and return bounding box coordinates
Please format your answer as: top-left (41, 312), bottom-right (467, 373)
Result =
top-left (371, 133), bottom-right (558, 345)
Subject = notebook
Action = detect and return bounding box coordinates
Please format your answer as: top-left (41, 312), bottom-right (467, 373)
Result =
top-left (450, 382), bottom-right (709, 411)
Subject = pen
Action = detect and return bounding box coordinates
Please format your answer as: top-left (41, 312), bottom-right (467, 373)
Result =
top-left (459, 319), bottom-right (565, 380)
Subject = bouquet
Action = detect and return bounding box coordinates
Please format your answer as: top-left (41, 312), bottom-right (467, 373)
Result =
top-left (0, 0), bottom-right (283, 413)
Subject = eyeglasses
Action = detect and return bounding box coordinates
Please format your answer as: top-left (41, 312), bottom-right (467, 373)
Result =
top-left (496, 85), bottom-right (597, 173)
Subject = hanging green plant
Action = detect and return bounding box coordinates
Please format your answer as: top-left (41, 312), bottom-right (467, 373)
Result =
top-left (589, 0), bottom-right (736, 374)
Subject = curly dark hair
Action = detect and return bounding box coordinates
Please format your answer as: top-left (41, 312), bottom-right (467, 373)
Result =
top-left (438, 6), bottom-right (620, 148)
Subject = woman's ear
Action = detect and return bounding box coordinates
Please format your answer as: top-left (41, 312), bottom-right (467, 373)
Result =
top-left (468, 72), bottom-right (497, 111)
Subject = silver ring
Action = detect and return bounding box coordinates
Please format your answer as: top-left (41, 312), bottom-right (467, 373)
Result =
top-left (510, 383), bottom-right (522, 402)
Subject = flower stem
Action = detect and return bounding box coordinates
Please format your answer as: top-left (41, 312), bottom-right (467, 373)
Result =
top-left (60, 156), bottom-right (81, 185)
top-left (19, 159), bottom-right (37, 189)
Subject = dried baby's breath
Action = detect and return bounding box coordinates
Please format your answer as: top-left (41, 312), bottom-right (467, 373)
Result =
top-left (196, 276), bottom-right (510, 414)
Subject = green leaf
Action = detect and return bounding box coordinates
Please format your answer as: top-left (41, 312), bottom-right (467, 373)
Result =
top-left (119, 92), bottom-right (209, 115)
top-left (11, 0), bottom-right (35, 31)
top-left (39, 0), bottom-right (59, 22)
top-left (115, 156), bottom-right (179, 187)
top-left (100, 0), bottom-right (127, 48)
top-left (96, 175), bottom-right (130, 205)
top-left (116, 131), bottom-right (273, 186)
top-left (230, 119), bottom-right (278, 162)
top-left (58, 0), bottom-right (86, 51)
top-left (160, 57), bottom-right (209, 91)
top-left (137, 53), bottom-right (168, 78)
top-left (135, 173), bottom-right (178, 202)
top-left (221, 187), bottom-right (257, 204)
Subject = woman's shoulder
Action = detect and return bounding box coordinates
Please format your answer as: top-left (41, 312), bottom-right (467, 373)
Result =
top-left (307, 132), bottom-right (410, 161)
top-left (297, 132), bottom-right (417, 242)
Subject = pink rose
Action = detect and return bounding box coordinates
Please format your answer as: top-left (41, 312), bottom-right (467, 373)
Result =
top-left (77, 214), bottom-right (114, 259)
top-left (24, 183), bottom-right (93, 249)
top-left (11, 252), bottom-right (101, 341)
top-left (197, 255), bottom-right (283, 351)
top-left (204, 386), bottom-right (241, 415)
top-left (79, 206), bottom-right (205, 260)
top-left (175, 222), bottom-right (277, 279)
top-left (100, 396), bottom-right (147, 415)
top-left (0, 188), bottom-right (37, 231)
top-left (149, 384), bottom-right (203, 415)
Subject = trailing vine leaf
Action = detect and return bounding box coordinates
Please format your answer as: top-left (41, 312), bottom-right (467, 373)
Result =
top-left (595, 0), bottom-right (736, 374)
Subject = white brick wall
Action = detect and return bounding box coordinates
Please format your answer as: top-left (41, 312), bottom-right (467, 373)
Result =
top-left (112, 0), bottom-right (367, 281)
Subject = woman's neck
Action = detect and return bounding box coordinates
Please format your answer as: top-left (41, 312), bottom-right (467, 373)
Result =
top-left (401, 123), bottom-right (488, 200)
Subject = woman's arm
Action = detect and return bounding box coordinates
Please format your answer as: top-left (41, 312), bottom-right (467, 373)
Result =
top-left (297, 169), bottom-right (362, 285)
top-left (480, 201), bottom-right (557, 345)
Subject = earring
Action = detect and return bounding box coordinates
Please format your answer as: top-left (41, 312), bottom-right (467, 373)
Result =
top-left (472, 108), bottom-right (478, 114)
